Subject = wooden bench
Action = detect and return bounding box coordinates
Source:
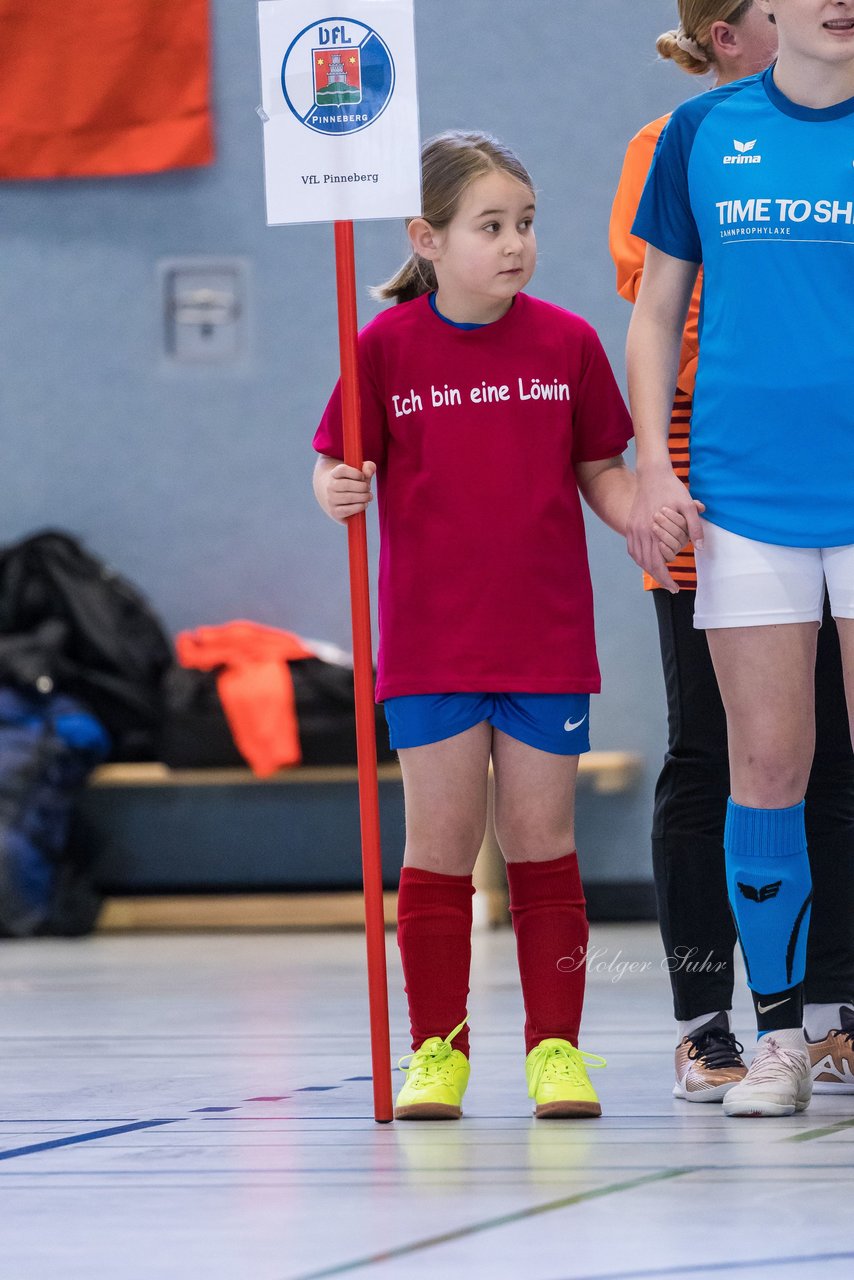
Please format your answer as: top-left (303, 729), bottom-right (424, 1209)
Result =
top-left (91, 753), bottom-right (642, 931)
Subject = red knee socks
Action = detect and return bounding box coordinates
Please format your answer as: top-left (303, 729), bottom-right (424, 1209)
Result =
top-left (506, 853), bottom-right (589, 1055)
top-left (396, 866), bottom-right (474, 1056)
top-left (397, 856), bottom-right (588, 1059)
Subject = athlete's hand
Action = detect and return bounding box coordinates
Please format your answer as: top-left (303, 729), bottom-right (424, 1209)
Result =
top-left (325, 461), bottom-right (377, 523)
top-left (654, 504), bottom-right (701, 561)
top-left (627, 465), bottom-right (705, 593)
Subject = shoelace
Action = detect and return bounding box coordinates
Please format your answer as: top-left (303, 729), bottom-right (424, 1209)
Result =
top-left (744, 1037), bottom-right (808, 1084)
top-left (687, 1027), bottom-right (745, 1070)
top-left (526, 1040), bottom-right (607, 1096)
top-left (833, 1010), bottom-right (854, 1048)
top-left (397, 1018), bottom-right (468, 1089)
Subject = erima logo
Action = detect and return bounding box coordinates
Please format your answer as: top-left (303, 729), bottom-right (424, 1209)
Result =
top-left (724, 139), bottom-right (762, 165)
top-left (738, 880), bottom-right (782, 902)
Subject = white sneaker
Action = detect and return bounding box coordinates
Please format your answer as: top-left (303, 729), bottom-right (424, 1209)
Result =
top-left (723, 1030), bottom-right (812, 1118)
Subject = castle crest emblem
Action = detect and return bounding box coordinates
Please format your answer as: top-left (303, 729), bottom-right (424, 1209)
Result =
top-left (313, 47), bottom-right (362, 106)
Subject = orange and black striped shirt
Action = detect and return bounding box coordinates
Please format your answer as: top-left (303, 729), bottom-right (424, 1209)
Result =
top-left (609, 114), bottom-right (701, 592)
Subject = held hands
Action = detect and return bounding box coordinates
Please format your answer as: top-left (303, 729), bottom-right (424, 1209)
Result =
top-left (627, 465), bottom-right (705, 593)
top-left (653, 504), bottom-right (704, 566)
top-left (654, 505), bottom-right (698, 557)
top-left (324, 461), bottom-right (377, 523)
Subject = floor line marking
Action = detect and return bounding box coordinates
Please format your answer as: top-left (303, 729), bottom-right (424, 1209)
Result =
top-left (289, 1166), bottom-right (698, 1279)
top-left (784, 1117), bottom-right (854, 1143)
top-left (566, 1250), bottom-right (854, 1279)
top-left (0, 1120), bottom-right (178, 1162)
top-left (1, 1162), bottom-right (853, 1180)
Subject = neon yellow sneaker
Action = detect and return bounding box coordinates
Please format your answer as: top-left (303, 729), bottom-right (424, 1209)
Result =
top-left (525, 1038), bottom-right (606, 1118)
top-left (394, 1019), bottom-right (470, 1121)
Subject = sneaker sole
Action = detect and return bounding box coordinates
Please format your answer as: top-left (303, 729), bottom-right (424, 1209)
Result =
top-left (723, 1098), bottom-right (810, 1117)
top-left (393, 1103), bottom-right (462, 1120)
top-left (672, 1079), bottom-right (740, 1103)
top-left (534, 1100), bottom-right (601, 1119)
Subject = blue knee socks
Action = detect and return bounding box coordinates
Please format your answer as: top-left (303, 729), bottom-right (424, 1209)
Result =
top-left (724, 799), bottom-right (812, 1035)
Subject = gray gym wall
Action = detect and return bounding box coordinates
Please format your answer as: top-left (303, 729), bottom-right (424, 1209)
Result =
top-left (0, 1), bottom-right (701, 889)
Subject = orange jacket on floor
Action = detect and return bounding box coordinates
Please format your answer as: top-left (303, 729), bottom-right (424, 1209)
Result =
top-left (0, 0), bottom-right (213, 179)
top-left (177, 623), bottom-right (316, 778)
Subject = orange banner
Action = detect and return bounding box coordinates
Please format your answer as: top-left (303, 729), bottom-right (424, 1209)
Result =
top-left (0, 0), bottom-right (213, 178)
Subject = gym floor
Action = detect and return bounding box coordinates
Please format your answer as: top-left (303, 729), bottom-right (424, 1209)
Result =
top-left (2, 923), bottom-right (853, 1279)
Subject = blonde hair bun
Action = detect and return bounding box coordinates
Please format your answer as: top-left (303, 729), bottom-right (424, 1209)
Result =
top-left (656, 27), bottom-right (712, 75)
top-left (657, 1), bottom-right (753, 75)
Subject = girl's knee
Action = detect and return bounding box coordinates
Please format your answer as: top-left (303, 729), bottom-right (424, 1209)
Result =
top-left (404, 820), bottom-right (486, 876)
top-left (732, 753), bottom-right (810, 808)
top-left (495, 819), bottom-right (575, 864)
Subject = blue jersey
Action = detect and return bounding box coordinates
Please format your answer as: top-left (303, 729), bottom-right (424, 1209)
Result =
top-left (633, 68), bottom-right (854, 548)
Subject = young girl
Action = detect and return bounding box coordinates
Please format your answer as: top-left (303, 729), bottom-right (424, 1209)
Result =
top-left (628, 0), bottom-right (854, 1117)
top-left (313, 131), bottom-right (682, 1121)
top-left (610, 0), bottom-right (854, 1109)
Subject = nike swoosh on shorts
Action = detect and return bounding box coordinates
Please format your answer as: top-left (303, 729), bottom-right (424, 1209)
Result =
top-left (564, 715), bottom-right (588, 732)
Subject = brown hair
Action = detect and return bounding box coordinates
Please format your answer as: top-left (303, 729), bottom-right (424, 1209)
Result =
top-left (373, 130), bottom-right (534, 304)
top-left (657, 0), bottom-right (753, 74)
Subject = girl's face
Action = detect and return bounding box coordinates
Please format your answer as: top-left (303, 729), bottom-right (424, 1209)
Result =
top-left (428, 171), bottom-right (537, 316)
top-left (757, 0), bottom-right (854, 62)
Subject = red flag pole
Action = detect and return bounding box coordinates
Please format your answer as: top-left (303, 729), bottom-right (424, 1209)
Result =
top-left (333, 218), bottom-right (393, 1124)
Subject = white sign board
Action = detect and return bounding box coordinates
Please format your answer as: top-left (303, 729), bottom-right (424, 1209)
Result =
top-left (258, 0), bottom-right (421, 225)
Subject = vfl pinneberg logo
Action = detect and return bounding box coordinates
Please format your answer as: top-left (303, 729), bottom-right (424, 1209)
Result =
top-left (724, 139), bottom-right (762, 165)
top-left (282, 18), bottom-right (395, 136)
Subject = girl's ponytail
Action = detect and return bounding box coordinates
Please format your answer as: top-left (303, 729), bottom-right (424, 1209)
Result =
top-left (373, 253), bottom-right (437, 304)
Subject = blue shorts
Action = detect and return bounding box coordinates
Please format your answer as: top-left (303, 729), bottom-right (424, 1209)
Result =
top-left (384, 692), bottom-right (591, 755)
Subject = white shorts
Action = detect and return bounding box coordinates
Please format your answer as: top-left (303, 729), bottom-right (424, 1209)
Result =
top-left (694, 520), bottom-right (854, 629)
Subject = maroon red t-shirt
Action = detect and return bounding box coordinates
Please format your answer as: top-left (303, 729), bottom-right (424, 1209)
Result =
top-left (313, 292), bottom-right (632, 701)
